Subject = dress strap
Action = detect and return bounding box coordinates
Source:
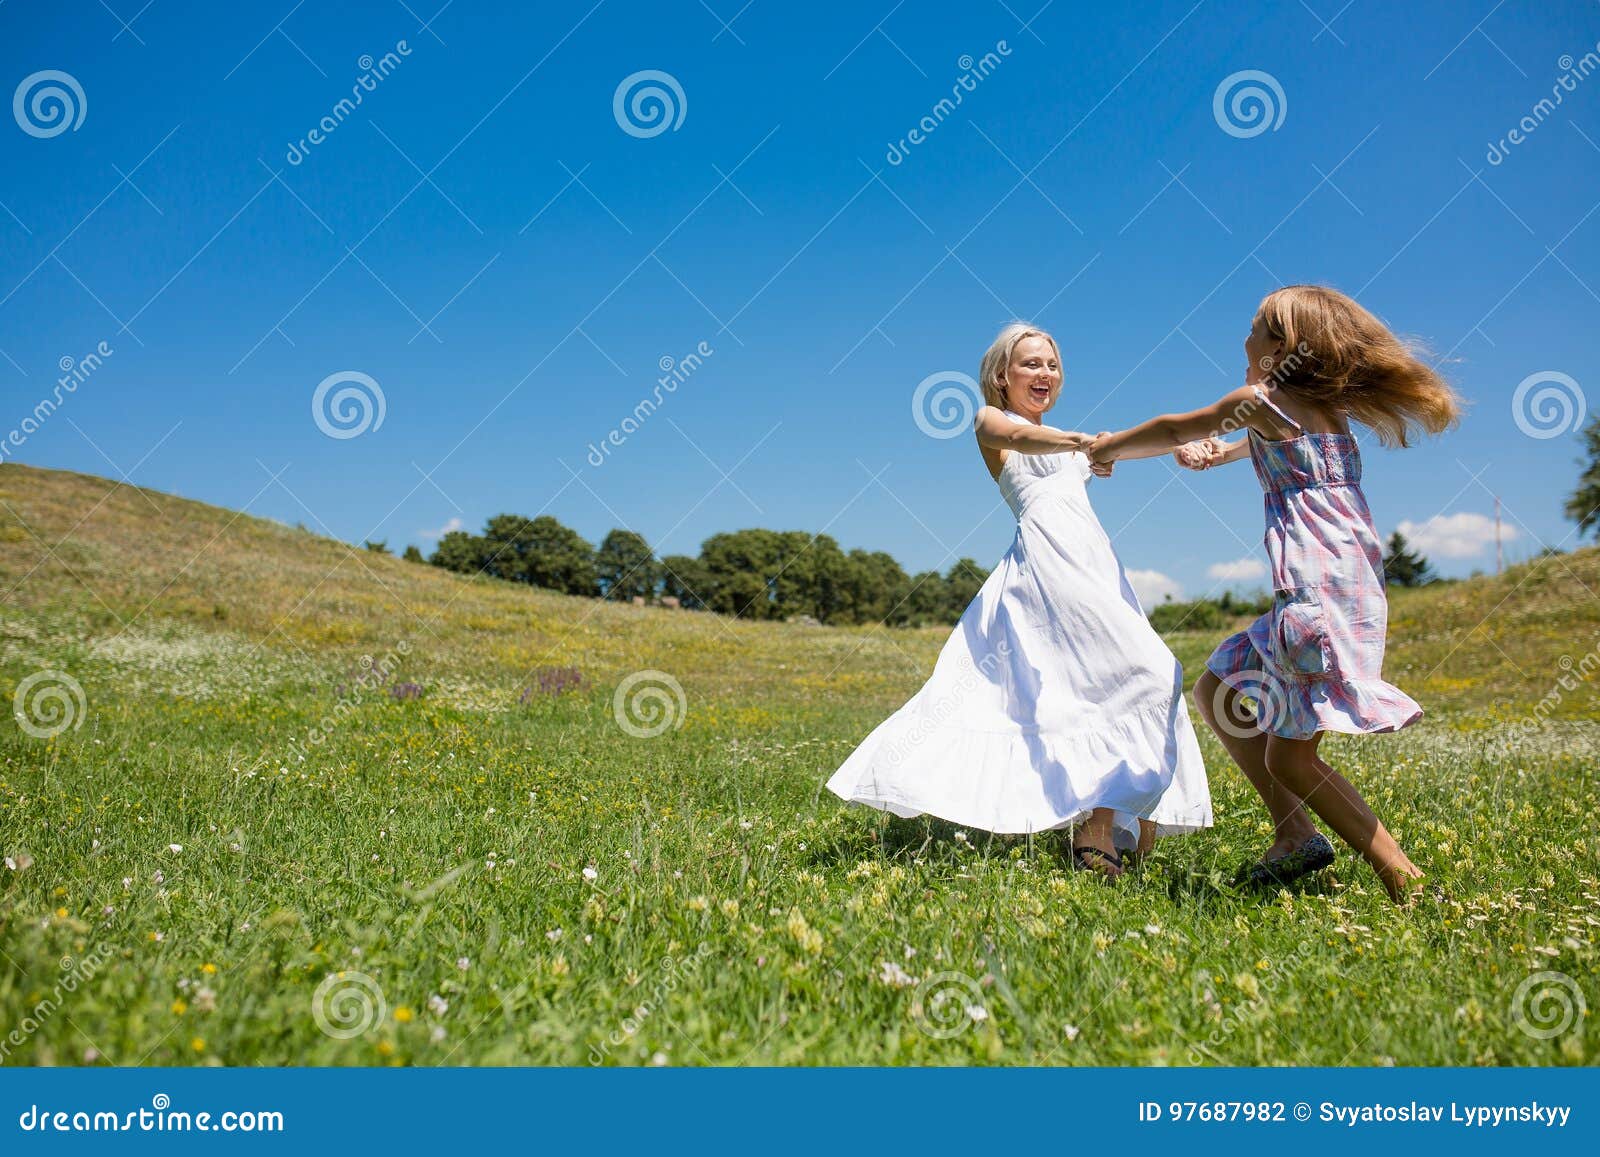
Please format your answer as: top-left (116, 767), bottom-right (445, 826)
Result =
top-left (1251, 384), bottom-right (1303, 434)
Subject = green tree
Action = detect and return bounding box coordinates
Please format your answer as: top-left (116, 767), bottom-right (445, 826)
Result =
top-left (596, 529), bottom-right (659, 601)
top-left (905, 570), bottom-right (949, 625)
top-left (659, 554), bottom-right (715, 610)
top-left (842, 548), bottom-right (911, 626)
top-left (700, 530), bottom-right (786, 619)
top-left (363, 539), bottom-right (389, 554)
top-left (480, 514), bottom-right (597, 596)
top-left (429, 530), bottom-right (488, 574)
top-left (943, 558), bottom-right (989, 619)
top-left (401, 544), bottom-right (425, 563)
top-left (1382, 531), bottom-right (1435, 587)
top-left (1565, 414), bottom-right (1600, 539)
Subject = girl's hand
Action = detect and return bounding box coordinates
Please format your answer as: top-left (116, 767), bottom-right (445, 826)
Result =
top-left (1174, 438), bottom-right (1223, 470)
top-left (1087, 432), bottom-right (1115, 464)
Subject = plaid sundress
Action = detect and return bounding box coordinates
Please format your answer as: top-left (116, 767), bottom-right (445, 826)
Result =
top-left (1205, 386), bottom-right (1422, 739)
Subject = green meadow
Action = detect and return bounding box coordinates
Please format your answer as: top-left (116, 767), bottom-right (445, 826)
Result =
top-left (1, 461), bottom-right (1596, 1066)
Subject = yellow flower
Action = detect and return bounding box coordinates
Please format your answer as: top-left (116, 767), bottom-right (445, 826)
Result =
top-left (376, 1040), bottom-right (393, 1056)
top-left (200, 963), bottom-right (217, 975)
top-left (686, 896), bottom-right (709, 912)
top-left (171, 999), bottom-right (188, 1015)
top-left (190, 1037), bottom-right (205, 1053)
top-left (549, 955), bottom-right (569, 977)
top-left (394, 1006), bottom-right (414, 1023)
top-left (54, 907), bottom-right (67, 919)
top-left (720, 899), bottom-right (739, 918)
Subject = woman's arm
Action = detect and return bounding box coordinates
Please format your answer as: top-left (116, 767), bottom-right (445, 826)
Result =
top-left (1090, 385), bottom-right (1261, 463)
top-left (974, 406), bottom-right (1093, 454)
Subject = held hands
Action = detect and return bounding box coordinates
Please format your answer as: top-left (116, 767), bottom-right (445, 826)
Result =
top-left (1084, 432), bottom-right (1114, 477)
top-left (1174, 438), bottom-right (1226, 471)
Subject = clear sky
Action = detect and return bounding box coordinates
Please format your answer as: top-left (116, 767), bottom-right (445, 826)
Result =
top-left (4, 1), bottom-right (1599, 605)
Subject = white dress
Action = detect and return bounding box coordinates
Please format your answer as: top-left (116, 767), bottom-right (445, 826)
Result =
top-left (826, 409), bottom-right (1212, 845)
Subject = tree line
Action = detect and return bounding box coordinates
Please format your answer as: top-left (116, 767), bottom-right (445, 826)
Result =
top-left (407, 516), bottom-right (991, 627)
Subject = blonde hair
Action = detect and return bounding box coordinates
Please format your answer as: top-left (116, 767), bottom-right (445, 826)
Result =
top-left (978, 323), bottom-right (1063, 411)
top-left (1256, 285), bottom-right (1462, 448)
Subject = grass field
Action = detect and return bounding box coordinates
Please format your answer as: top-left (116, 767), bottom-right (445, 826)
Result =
top-left (2, 461), bottom-right (1597, 1066)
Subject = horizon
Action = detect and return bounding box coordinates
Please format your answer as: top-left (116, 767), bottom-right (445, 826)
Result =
top-left (4, 0), bottom-right (1599, 608)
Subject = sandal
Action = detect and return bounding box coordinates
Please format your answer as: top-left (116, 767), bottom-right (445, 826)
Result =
top-left (1071, 844), bottom-right (1125, 878)
top-left (1236, 832), bottom-right (1335, 889)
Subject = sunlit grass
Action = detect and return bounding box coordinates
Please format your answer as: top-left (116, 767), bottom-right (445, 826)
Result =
top-left (1, 463), bottom-right (1596, 1065)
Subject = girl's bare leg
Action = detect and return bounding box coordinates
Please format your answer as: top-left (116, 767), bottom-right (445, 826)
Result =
top-left (1193, 670), bottom-right (1319, 858)
top-left (1262, 733), bottom-right (1424, 904)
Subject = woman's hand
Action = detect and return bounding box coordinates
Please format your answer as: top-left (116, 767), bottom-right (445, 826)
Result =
top-left (1087, 432), bottom-right (1114, 475)
top-left (1174, 438), bottom-right (1224, 470)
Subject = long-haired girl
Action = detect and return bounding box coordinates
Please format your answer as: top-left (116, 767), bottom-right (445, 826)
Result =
top-left (1090, 286), bottom-right (1461, 904)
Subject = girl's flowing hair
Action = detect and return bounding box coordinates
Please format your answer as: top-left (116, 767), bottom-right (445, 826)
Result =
top-left (978, 323), bottom-right (1063, 411)
top-left (1257, 285), bottom-right (1462, 448)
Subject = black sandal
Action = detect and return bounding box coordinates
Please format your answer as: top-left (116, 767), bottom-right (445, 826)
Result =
top-left (1071, 844), bottom-right (1125, 877)
top-left (1236, 832), bottom-right (1335, 888)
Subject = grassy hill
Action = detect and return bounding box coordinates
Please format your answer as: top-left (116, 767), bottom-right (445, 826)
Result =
top-left (1, 461), bottom-right (1596, 1066)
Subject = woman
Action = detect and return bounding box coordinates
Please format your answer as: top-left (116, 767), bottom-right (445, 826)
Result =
top-left (826, 324), bottom-right (1212, 875)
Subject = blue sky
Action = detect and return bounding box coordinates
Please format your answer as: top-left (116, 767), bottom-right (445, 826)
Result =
top-left (3, 0), bottom-right (1599, 605)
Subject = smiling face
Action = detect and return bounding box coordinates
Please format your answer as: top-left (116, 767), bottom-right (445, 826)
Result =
top-left (1000, 335), bottom-right (1062, 419)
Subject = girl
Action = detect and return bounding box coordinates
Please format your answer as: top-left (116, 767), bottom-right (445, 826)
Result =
top-left (1089, 285), bottom-right (1461, 905)
top-left (826, 324), bottom-right (1212, 876)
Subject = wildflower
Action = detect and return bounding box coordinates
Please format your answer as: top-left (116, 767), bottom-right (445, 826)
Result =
top-left (687, 896), bottom-right (709, 912)
top-left (456, 957), bottom-right (470, 971)
top-left (194, 987), bottom-right (216, 1013)
top-left (547, 928), bottom-right (564, 942)
top-left (649, 1051), bottom-right (668, 1066)
top-left (1063, 1024), bottom-right (1081, 1041)
top-left (152, 870), bottom-right (164, 885)
top-left (954, 831), bottom-right (969, 844)
top-left (394, 1007), bottom-right (414, 1024)
top-left (877, 961), bottom-right (915, 988)
top-left (168, 844), bottom-right (182, 854)
top-left (190, 1038), bottom-right (205, 1053)
top-left (549, 955), bottom-right (569, 977)
top-left (720, 899), bottom-right (739, 918)
top-left (582, 866), bottom-right (598, 881)
top-left (965, 1004), bottom-right (989, 1023)
top-left (430, 1025), bottom-right (446, 1043)
top-left (427, 994), bottom-right (448, 1016)
top-left (201, 963), bottom-right (217, 975)
top-left (171, 999), bottom-right (187, 1015)
top-left (739, 821), bottom-right (753, 831)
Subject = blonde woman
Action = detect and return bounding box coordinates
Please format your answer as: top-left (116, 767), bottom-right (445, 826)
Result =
top-left (827, 324), bottom-right (1212, 876)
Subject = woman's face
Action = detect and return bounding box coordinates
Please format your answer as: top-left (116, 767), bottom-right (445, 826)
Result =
top-left (1001, 335), bottom-right (1061, 419)
top-left (1244, 313), bottom-right (1284, 385)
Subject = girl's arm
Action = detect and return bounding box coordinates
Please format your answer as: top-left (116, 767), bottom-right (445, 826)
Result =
top-left (1090, 385), bottom-right (1260, 463)
top-left (1176, 436), bottom-right (1250, 469)
top-left (974, 406), bottom-right (1093, 454)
